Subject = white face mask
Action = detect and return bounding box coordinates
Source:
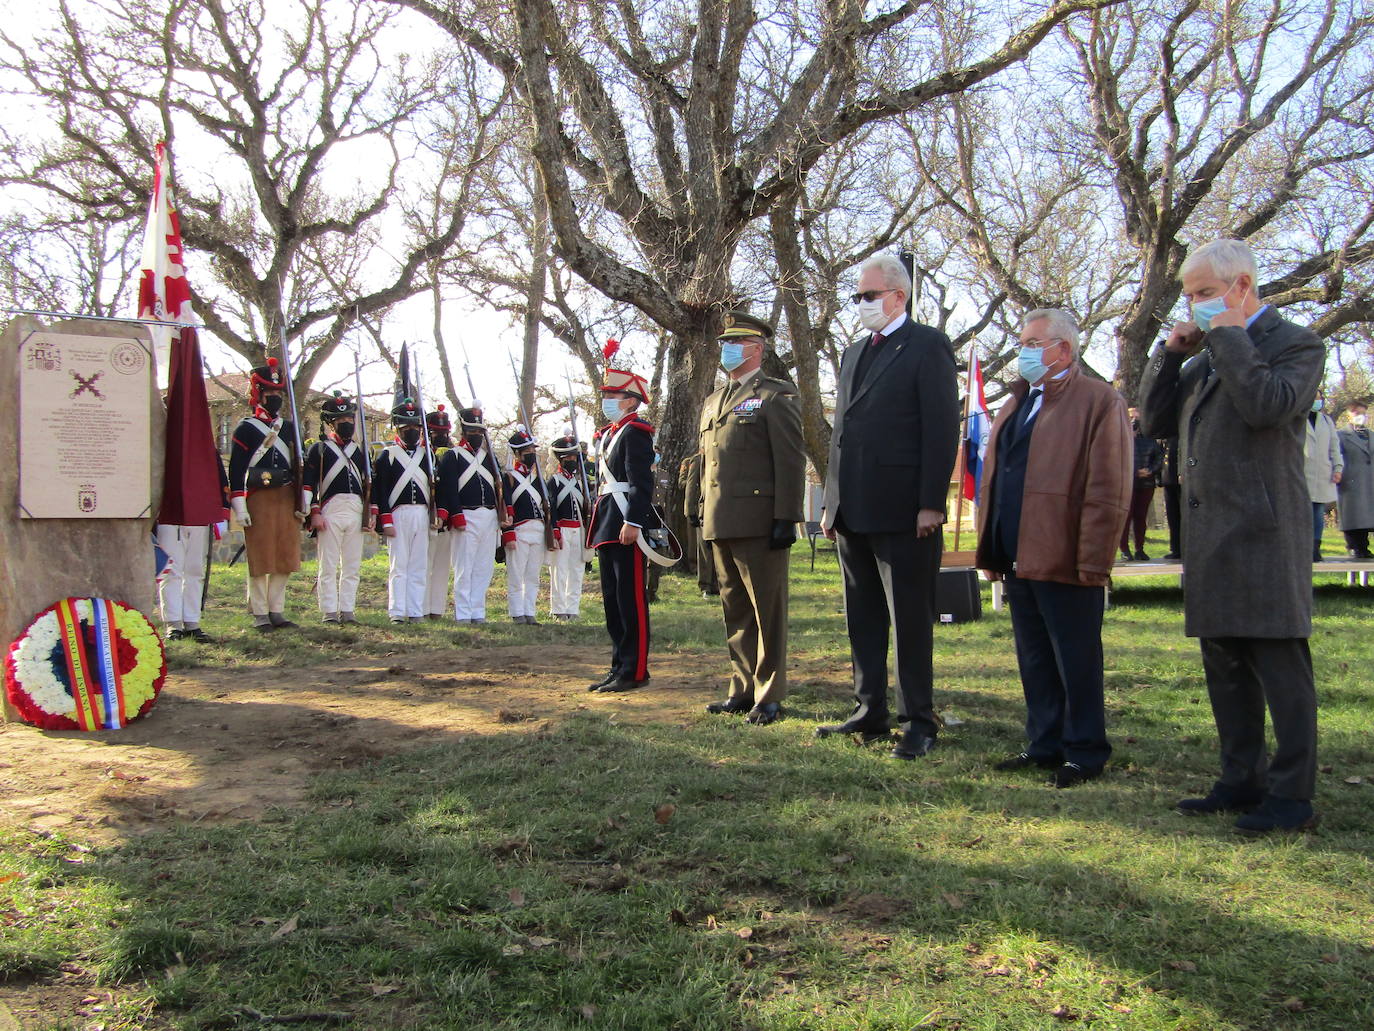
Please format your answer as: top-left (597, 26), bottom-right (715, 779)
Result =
top-left (602, 397), bottom-right (625, 422)
top-left (857, 298), bottom-right (889, 333)
top-left (1354, 413), bottom-right (1368, 428)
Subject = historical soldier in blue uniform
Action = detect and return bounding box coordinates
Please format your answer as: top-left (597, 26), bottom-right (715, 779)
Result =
top-left (303, 391), bottom-right (369, 624)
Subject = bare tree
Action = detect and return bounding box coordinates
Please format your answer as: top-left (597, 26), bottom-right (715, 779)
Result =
top-left (1060, 0), bottom-right (1374, 398)
top-left (0, 0), bottom-right (499, 393)
top-left (391, 0), bottom-right (1123, 523)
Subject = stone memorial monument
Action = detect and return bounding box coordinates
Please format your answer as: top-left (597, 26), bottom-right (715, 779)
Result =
top-left (1, 315), bottom-right (165, 720)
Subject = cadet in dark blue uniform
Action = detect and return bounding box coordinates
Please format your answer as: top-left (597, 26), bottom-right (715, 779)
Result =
top-left (587, 363), bottom-right (662, 692)
top-left (302, 391), bottom-right (369, 624)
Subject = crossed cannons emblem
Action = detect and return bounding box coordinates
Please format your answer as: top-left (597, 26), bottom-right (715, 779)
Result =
top-left (70, 369), bottom-right (105, 400)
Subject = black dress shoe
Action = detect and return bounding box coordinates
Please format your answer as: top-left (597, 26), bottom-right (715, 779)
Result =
top-left (1176, 784), bottom-right (1264, 814)
top-left (815, 720), bottom-right (891, 743)
top-left (596, 675), bottom-right (649, 693)
top-left (587, 671), bottom-right (619, 692)
top-left (746, 703), bottom-right (782, 726)
top-left (1133, 549), bottom-right (1149, 561)
top-left (188, 628), bottom-right (215, 644)
top-left (1051, 762), bottom-right (1103, 788)
top-left (706, 696), bottom-right (753, 715)
top-left (1233, 796), bottom-right (1318, 835)
top-left (165, 628), bottom-right (186, 641)
top-left (1163, 551), bottom-right (1181, 560)
top-left (993, 750), bottom-right (1060, 771)
top-left (891, 733), bottom-right (936, 760)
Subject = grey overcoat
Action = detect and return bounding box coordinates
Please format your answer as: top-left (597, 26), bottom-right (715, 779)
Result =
top-left (1140, 307), bottom-right (1324, 638)
top-left (1337, 427), bottom-right (1374, 530)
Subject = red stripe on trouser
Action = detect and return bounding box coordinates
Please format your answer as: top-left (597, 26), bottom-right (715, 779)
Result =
top-left (632, 547), bottom-right (648, 680)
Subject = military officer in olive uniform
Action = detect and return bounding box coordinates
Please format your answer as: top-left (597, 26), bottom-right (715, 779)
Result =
top-left (696, 311), bottom-right (806, 725)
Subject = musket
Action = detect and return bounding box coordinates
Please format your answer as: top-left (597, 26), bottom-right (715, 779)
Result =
top-left (353, 347), bottom-right (374, 530)
top-left (457, 340), bottom-right (505, 519)
top-left (507, 351), bottom-right (557, 550)
top-left (275, 284), bottom-right (308, 514)
top-left (564, 372), bottom-right (594, 535)
top-left (409, 354), bottom-right (439, 526)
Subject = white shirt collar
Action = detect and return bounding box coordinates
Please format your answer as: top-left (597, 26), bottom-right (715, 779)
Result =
top-left (876, 311), bottom-right (907, 337)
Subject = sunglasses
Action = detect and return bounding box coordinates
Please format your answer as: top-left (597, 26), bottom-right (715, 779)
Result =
top-left (848, 288), bottom-right (898, 305)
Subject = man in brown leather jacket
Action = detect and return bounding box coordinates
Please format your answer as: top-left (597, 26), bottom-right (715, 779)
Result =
top-left (975, 308), bottom-right (1132, 788)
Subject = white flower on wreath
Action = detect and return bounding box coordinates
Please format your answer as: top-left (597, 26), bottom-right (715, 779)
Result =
top-left (10, 608), bottom-right (75, 719)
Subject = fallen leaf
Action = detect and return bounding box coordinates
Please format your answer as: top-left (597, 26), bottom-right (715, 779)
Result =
top-left (1320, 953), bottom-right (1340, 964)
top-left (1110, 1004), bottom-right (1132, 1014)
top-left (736, 927), bottom-right (754, 939)
top-left (502, 944), bottom-right (525, 957)
top-left (1166, 960), bottom-right (1196, 972)
top-left (669, 909), bottom-right (688, 926)
top-left (508, 888), bottom-right (526, 908)
top-left (705, 915), bottom-right (718, 930)
top-left (983, 965), bottom-right (1014, 977)
top-left (0, 872), bottom-right (24, 885)
top-left (959, 835), bottom-right (984, 848)
top-left (367, 984), bottom-right (401, 996)
top-left (270, 913), bottom-right (300, 939)
top-left (527, 936), bottom-right (558, 949)
top-left (579, 1004), bottom-right (598, 1020)
top-left (105, 769), bottom-right (148, 782)
top-left (654, 803), bottom-right (676, 825)
top-left (1280, 997), bottom-right (1305, 1012)
top-left (741, 948), bottom-right (756, 968)
top-left (941, 892), bottom-right (965, 910)
top-left (830, 853), bottom-right (854, 866)
top-left (1050, 1004), bottom-right (1077, 1020)
top-left (1319, 764), bottom-right (1334, 774)
top-left (1343, 776), bottom-right (1364, 785)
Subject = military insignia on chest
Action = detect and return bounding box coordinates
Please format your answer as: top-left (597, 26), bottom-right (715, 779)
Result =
top-left (731, 398), bottom-right (763, 415)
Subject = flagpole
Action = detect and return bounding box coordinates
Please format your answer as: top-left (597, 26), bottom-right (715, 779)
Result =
top-left (952, 340), bottom-right (976, 557)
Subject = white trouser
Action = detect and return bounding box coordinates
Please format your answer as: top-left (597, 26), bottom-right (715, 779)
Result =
top-left (317, 494), bottom-right (364, 614)
top-left (426, 527), bottom-right (455, 615)
top-left (247, 573), bottom-right (289, 617)
top-left (506, 521), bottom-right (546, 618)
top-left (453, 507), bottom-right (499, 620)
top-left (156, 524), bottom-right (209, 627)
top-left (549, 525), bottom-right (585, 615)
top-left (387, 504), bottom-right (430, 619)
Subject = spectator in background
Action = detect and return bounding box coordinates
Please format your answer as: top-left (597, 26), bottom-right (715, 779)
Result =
top-left (1140, 238), bottom-right (1323, 835)
top-left (1337, 401), bottom-right (1374, 559)
top-left (976, 309), bottom-right (1132, 787)
top-left (1304, 394), bottom-right (1341, 562)
top-left (1159, 437), bottom-right (1183, 560)
top-left (1121, 409), bottom-right (1164, 562)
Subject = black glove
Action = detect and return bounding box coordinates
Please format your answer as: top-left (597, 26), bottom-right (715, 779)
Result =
top-left (769, 519), bottom-right (797, 550)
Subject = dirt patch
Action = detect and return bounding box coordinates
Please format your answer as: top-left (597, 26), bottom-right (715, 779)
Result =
top-left (0, 644), bottom-right (723, 845)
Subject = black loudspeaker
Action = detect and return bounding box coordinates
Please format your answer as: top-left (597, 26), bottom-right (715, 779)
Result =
top-left (935, 568), bottom-right (982, 624)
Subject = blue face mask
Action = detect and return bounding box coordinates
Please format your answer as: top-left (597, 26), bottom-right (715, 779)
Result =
top-left (602, 397), bottom-right (624, 422)
top-left (1018, 345), bottom-right (1052, 385)
top-left (1312, 399), bottom-right (1324, 413)
top-left (1191, 281), bottom-right (1238, 332)
top-left (720, 342), bottom-right (747, 372)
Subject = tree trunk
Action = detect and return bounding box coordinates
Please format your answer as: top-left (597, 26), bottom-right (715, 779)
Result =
top-left (770, 202), bottom-right (832, 478)
top-left (520, 189), bottom-right (549, 424)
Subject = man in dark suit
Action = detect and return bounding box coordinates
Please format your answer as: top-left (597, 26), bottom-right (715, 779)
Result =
top-left (1140, 238), bottom-right (1324, 835)
top-left (818, 254), bottom-right (960, 760)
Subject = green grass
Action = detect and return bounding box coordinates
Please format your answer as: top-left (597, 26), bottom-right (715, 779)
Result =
top-left (2, 527), bottom-right (1372, 1029)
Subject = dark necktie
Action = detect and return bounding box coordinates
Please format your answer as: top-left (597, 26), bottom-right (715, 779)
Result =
top-left (870, 332), bottom-right (885, 348)
top-left (1014, 389), bottom-right (1042, 440)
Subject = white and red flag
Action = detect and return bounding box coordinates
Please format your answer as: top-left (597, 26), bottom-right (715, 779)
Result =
top-left (136, 143), bottom-right (226, 527)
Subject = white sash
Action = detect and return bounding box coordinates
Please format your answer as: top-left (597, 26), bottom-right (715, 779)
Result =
top-left (555, 472), bottom-right (582, 517)
top-left (248, 417), bottom-right (292, 468)
top-left (383, 444), bottom-right (431, 507)
top-left (456, 445), bottom-right (495, 492)
top-left (319, 440), bottom-right (362, 498)
top-left (508, 466), bottom-right (542, 511)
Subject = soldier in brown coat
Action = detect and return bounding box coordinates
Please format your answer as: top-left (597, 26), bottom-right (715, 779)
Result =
top-left (695, 311), bottom-right (806, 724)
